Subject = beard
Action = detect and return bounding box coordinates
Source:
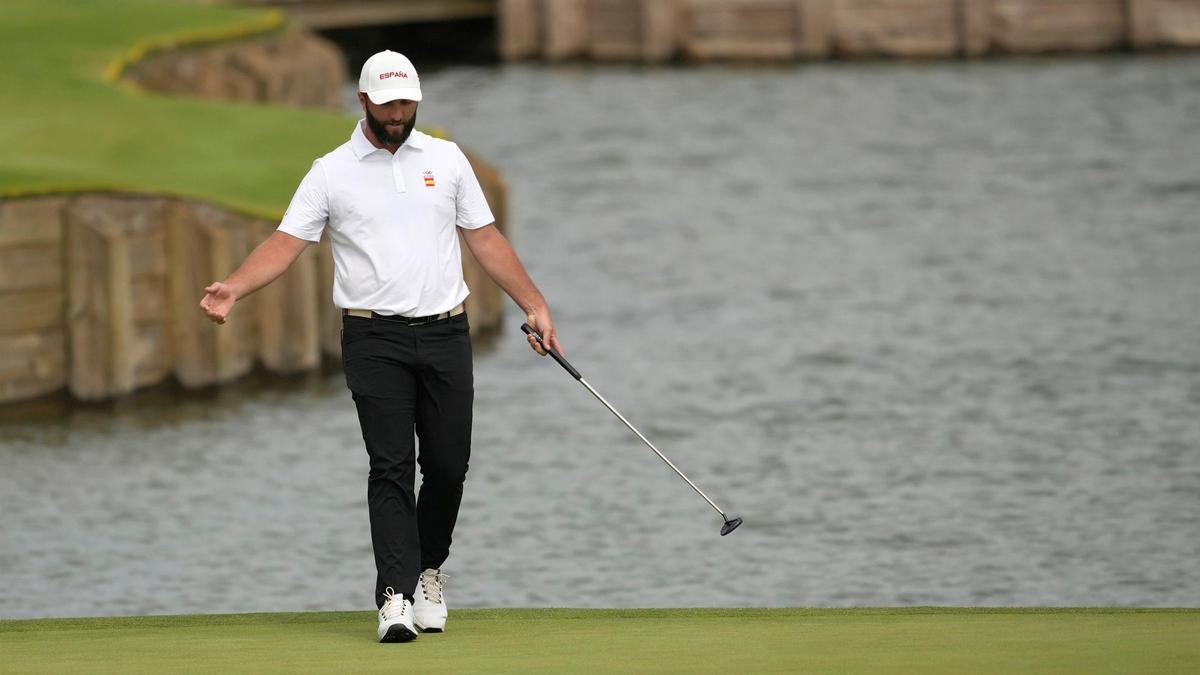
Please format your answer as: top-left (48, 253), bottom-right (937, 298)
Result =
top-left (366, 105), bottom-right (417, 146)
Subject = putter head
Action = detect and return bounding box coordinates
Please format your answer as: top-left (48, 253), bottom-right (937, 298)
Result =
top-left (720, 516), bottom-right (743, 536)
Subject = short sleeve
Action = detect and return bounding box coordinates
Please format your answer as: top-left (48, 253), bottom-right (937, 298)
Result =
top-left (277, 160), bottom-right (329, 242)
top-left (453, 145), bottom-right (495, 230)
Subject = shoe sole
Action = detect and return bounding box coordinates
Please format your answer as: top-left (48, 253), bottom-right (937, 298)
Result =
top-left (379, 624), bottom-right (418, 643)
top-left (417, 624), bottom-right (444, 633)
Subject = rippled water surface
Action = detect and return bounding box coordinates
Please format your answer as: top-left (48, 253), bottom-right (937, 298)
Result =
top-left (2, 56), bottom-right (1199, 618)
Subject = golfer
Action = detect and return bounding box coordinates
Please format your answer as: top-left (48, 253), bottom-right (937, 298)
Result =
top-left (200, 50), bottom-right (561, 643)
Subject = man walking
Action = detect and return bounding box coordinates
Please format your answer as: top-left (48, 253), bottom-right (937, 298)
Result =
top-left (200, 50), bottom-right (561, 643)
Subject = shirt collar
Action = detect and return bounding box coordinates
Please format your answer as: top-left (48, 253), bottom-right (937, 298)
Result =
top-left (351, 119), bottom-right (426, 159)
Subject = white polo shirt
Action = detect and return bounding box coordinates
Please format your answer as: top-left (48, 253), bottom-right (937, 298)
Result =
top-left (278, 121), bottom-right (495, 316)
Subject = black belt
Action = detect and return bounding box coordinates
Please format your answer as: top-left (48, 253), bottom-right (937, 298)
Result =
top-left (342, 304), bottom-right (464, 326)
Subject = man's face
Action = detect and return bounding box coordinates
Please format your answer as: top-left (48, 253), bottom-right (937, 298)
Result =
top-left (361, 95), bottom-right (418, 146)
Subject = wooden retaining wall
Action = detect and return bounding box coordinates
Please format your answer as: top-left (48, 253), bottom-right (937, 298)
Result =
top-left (499, 0), bottom-right (1200, 61)
top-left (0, 167), bottom-right (508, 404)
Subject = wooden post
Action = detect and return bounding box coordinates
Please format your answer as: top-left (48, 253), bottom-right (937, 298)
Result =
top-left (66, 195), bottom-right (174, 400)
top-left (67, 205), bottom-right (123, 399)
top-left (315, 235), bottom-right (341, 360)
top-left (989, 0), bottom-right (1127, 53)
top-left (1128, 0), bottom-right (1200, 49)
top-left (168, 201), bottom-right (258, 388)
top-left (960, 0), bottom-right (993, 56)
top-left (499, 0), bottom-right (544, 60)
top-left (543, 0), bottom-right (590, 60)
top-left (463, 151), bottom-right (510, 335)
top-left (681, 0), bottom-right (806, 61)
top-left (830, 0), bottom-right (960, 58)
top-left (586, 0), bottom-right (678, 61)
top-left (207, 218), bottom-right (245, 380)
top-left (796, 0), bottom-right (834, 58)
top-left (254, 222), bottom-right (320, 374)
top-left (589, 0), bottom-right (646, 60)
top-left (643, 0), bottom-right (681, 62)
top-left (0, 197), bottom-right (67, 403)
top-left (107, 225), bottom-right (135, 395)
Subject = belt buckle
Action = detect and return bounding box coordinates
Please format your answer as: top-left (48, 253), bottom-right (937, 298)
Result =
top-left (410, 306), bottom-right (459, 325)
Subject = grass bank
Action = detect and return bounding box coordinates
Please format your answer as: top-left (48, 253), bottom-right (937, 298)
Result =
top-left (2, 608), bottom-right (1197, 673)
top-left (0, 0), bottom-right (354, 219)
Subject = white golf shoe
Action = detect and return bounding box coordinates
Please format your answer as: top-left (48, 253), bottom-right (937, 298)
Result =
top-left (377, 587), bottom-right (417, 643)
top-left (413, 568), bottom-right (448, 633)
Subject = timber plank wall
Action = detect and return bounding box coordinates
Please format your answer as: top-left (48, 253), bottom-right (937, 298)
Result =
top-left (499, 0), bottom-right (1200, 61)
top-left (0, 28), bottom-right (508, 405)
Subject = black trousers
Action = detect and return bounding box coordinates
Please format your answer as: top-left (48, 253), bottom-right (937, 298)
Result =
top-left (341, 312), bottom-right (473, 608)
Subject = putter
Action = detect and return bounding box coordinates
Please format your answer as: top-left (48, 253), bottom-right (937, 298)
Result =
top-left (522, 324), bottom-right (743, 536)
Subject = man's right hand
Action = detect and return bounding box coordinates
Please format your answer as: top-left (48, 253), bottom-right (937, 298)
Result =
top-left (195, 231), bottom-right (310, 326)
top-left (200, 282), bottom-right (237, 324)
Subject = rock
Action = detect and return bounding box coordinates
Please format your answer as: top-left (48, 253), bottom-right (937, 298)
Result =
top-left (128, 29), bottom-right (346, 109)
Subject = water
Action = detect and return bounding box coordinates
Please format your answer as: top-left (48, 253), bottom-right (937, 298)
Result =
top-left (2, 56), bottom-right (1199, 618)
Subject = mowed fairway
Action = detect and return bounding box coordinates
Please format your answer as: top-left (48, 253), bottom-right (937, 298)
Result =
top-left (2, 608), bottom-right (1197, 674)
top-left (0, 0), bottom-right (353, 217)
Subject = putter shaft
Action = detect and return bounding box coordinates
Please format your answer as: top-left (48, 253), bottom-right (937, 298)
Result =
top-left (521, 324), bottom-right (735, 524)
top-left (578, 378), bottom-right (729, 519)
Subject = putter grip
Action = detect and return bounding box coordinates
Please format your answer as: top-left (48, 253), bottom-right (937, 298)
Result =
top-left (522, 323), bottom-right (582, 380)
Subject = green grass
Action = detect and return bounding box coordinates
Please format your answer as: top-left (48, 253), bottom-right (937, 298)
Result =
top-left (0, 0), bottom-right (356, 218)
top-left (1, 608), bottom-right (1197, 674)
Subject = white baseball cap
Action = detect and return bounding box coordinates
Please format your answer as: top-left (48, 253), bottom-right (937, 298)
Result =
top-left (359, 50), bottom-right (422, 104)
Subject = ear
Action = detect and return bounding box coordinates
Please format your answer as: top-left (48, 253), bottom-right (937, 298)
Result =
top-left (357, 92), bottom-right (368, 110)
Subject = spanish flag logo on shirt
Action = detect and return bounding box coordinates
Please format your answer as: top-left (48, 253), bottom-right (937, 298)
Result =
top-left (423, 171), bottom-right (435, 187)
